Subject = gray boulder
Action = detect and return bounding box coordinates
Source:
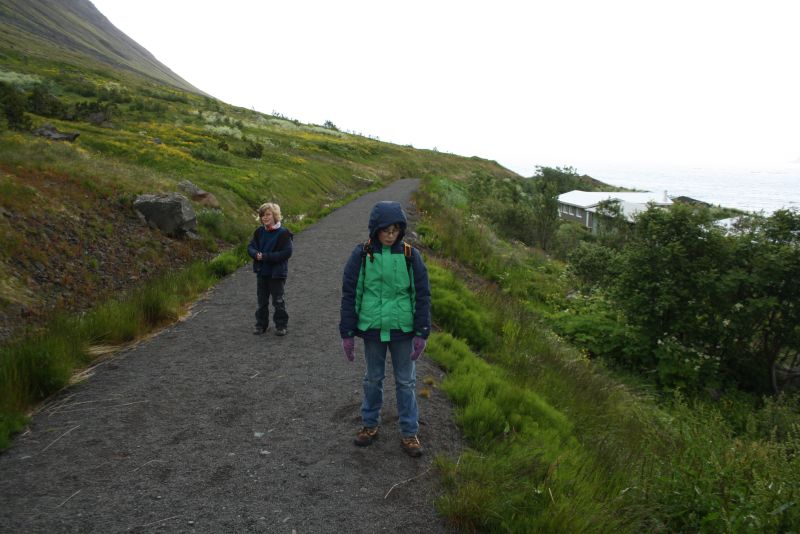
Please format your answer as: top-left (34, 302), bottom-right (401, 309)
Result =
top-left (178, 180), bottom-right (220, 208)
top-left (133, 193), bottom-right (197, 238)
top-left (33, 124), bottom-right (80, 142)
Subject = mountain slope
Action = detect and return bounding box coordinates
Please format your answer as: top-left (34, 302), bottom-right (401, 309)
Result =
top-left (0, 0), bottom-right (202, 94)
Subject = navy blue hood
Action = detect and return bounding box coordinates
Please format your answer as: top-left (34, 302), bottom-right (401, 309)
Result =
top-left (368, 201), bottom-right (407, 241)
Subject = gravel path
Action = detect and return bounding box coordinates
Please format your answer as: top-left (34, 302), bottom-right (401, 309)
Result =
top-left (0, 179), bottom-right (463, 533)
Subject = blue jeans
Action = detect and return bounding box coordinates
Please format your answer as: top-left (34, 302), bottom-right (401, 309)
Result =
top-left (361, 337), bottom-right (419, 437)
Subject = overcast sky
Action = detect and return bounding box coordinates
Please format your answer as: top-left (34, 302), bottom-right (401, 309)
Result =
top-left (91, 0), bottom-right (800, 176)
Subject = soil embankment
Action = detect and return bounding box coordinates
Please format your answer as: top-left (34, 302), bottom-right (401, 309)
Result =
top-left (0, 179), bottom-right (463, 533)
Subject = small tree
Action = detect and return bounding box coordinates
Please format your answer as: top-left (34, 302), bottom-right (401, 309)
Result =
top-left (610, 204), bottom-right (730, 390)
top-left (595, 199), bottom-right (632, 249)
top-left (28, 84), bottom-right (66, 117)
top-left (530, 177), bottom-right (560, 250)
top-left (719, 209), bottom-right (800, 392)
top-left (0, 81), bottom-right (32, 130)
top-left (245, 139), bottom-right (264, 159)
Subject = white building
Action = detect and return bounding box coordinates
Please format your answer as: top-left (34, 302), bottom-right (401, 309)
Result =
top-left (557, 190), bottom-right (672, 233)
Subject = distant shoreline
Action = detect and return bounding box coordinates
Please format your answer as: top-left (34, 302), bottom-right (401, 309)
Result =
top-left (570, 162), bottom-right (799, 215)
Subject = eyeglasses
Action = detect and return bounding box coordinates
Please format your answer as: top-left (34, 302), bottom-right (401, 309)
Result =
top-left (379, 225), bottom-right (400, 235)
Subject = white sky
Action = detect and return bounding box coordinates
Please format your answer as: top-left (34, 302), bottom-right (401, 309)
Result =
top-left (91, 0), bottom-right (800, 176)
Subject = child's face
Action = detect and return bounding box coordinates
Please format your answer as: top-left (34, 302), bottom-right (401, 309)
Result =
top-left (377, 224), bottom-right (400, 246)
top-left (261, 211), bottom-right (275, 226)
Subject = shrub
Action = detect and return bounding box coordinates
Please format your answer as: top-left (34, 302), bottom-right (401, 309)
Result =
top-left (204, 124), bottom-right (242, 139)
top-left (567, 241), bottom-right (618, 286)
top-left (27, 84), bottom-right (66, 117)
top-left (244, 139), bottom-right (264, 159)
top-left (0, 81), bottom-right (32, 130)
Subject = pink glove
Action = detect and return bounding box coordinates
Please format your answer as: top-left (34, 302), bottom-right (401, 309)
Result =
top-left (342, 337), bottom-right (355, 362)
top-left (410, 336), bottom-right (427, 361)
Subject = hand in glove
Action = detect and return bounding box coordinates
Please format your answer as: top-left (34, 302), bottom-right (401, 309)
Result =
top-left (410, 336), bottom-right (427, 361)
top-left (342, 337), bottom-right (355, 362)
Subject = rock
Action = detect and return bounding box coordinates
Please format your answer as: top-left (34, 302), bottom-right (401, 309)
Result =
top-left (178, 180), bottom-right (203, 196)
top-left (178, 180), bottom-right (220, 208)
top-left (32, 124), bottom-right (80, 142)
top-left (133, 193), bottom-right (197, 238)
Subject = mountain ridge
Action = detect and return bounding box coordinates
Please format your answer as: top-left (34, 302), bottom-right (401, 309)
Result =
top-left (0, 0), bottom-right (203, 94)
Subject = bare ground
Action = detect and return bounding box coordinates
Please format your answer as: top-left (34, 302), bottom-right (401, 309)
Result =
top-left (0, 179), bottom-right (464, 533)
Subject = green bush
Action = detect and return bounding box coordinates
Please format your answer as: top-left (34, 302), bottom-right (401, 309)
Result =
top-left (567, 240), bottom-right (618, 287)
top-left (27, 83), bottom-right (66, 117)
top-left (0, 81), bottom-right (32, 130)
top-left (244, 139), bottom-right (264, 159)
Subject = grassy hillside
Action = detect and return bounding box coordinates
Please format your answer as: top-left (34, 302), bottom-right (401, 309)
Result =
top-left (0, 2), bottom-right (517, 345)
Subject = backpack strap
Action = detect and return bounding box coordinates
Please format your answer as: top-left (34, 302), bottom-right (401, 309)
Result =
top-left (403, 241), bottom-right (412, 267)
top-left (358, 239), bottom-right (373, 308)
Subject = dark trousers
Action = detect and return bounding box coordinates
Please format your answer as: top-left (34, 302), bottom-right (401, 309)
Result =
top-left (255, 276), bottom-right (288, 329)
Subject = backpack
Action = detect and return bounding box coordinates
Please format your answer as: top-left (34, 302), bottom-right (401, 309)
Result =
top-left (361, 238), bottom-right (412, 268)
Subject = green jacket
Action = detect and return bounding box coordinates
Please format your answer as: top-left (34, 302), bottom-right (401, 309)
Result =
top-left (356, 245), bottom-right (414, 342)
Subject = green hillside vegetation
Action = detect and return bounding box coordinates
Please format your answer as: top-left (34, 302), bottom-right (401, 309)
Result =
top-left (414, 176), bottom-right (799, 531)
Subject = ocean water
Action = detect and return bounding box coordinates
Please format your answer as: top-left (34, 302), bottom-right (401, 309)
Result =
top-left (566, 162), bottom-right (800, 215)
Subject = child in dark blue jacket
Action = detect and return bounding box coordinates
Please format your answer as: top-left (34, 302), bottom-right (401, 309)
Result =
top-left (248, 202), bottom-right (293, 336)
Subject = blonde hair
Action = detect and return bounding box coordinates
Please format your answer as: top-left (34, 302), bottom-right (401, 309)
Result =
top-left (257, 202), bottom-right (282, 222)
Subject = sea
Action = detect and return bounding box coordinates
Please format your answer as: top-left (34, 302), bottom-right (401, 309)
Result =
top-left (553, 162), bottom-right (800, 215)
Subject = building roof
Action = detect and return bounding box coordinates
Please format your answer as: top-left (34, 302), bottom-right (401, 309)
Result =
top-left (558, 190), bottom-right (672, 208)
top-left (558, 190), bottom-right (673, 223)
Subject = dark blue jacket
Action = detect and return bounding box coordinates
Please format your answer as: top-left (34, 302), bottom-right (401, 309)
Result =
top-left (248, 225), bottom-right (293, 278)
top-left (339, 201), bottom-right (431, 341)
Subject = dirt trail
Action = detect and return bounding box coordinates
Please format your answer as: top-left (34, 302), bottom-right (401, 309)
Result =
top-left (0, 179), bottom-right (463, 533)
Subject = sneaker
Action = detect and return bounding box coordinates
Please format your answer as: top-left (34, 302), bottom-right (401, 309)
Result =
top-left (275, 328), bottom-right (287, 336)
top-left (400, 435), bottom-right (423, 457)
top-left (253, 326), bottom-right (267, 335)
top-left (354, 426), bottom-right (379, 447)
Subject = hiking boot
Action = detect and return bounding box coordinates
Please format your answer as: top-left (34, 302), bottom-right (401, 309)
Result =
top-left (354, 426), bottom-right (379, 447)
top-left (253, 326), bottom-right (267, 335)
top-left (275, 327), bottom-right (287, 336)
top-left (400, 435), bottom-right (423, 457)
